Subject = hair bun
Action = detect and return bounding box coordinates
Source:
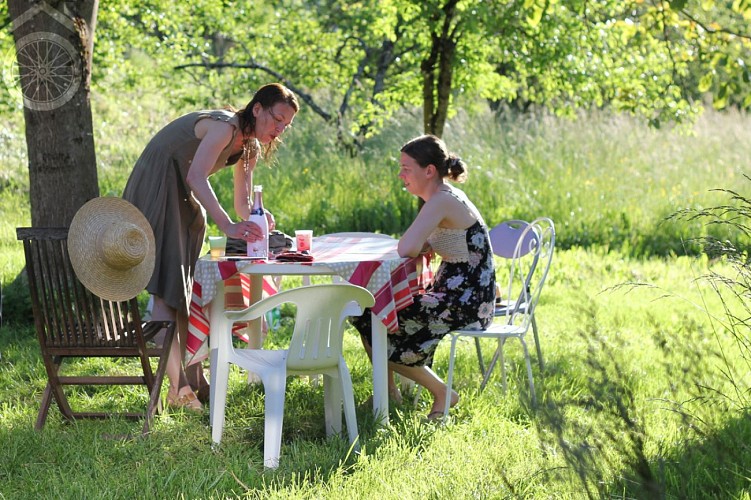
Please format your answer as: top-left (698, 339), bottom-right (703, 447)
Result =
top-left (447, 154), bottom-right (467, 182)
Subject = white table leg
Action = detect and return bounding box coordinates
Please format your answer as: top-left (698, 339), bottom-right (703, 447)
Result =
top-left (245, 274), bottom-right (264, 384)
top-left (370, 312), bottom-right (389, 425)
top-left (208, 281), bottom-right (227, 429)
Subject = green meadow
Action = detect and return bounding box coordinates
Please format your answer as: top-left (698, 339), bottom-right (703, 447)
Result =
top-left (0, 98), bottom-right (749, 498)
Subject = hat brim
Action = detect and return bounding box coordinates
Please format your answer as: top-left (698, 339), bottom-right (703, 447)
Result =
top-left (68, 197), bottom-right (155, 302)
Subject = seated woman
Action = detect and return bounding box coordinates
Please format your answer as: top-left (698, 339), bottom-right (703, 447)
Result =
top-left (352, 134), bottom-right (496, 420)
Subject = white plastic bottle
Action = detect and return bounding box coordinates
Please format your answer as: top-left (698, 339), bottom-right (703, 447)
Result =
top-left (247, 185), bottom-right (269, 259)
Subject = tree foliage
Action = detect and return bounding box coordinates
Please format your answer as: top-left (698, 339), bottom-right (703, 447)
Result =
top-left (4, 1), bottom-right (751, 143)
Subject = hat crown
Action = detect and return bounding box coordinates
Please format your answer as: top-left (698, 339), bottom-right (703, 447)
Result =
top-left (98, 223), bottom-right (148, 271)
top-left (68, 197), bottom-right (155, 302)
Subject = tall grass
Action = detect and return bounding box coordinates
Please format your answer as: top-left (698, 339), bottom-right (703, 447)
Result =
top-left (1, 91), bottom-right (749, 497)
top-left (445, 107), bottom-right (748, 256)
top-left (0, 245), bottom-right (747, 497)
top-left (1, 92), bottom-right (748, 266)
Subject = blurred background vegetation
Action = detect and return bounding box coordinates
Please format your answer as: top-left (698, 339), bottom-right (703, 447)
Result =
top-left (1, 0), bottom-right (750, 324)
top-left (0, 3), bottom-right (749, 497)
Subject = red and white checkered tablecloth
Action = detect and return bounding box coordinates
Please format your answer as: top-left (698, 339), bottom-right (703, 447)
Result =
top-left (185, 234), bottom-right (432, 365)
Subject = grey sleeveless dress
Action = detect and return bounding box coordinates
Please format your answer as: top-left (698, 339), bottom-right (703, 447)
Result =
top-left (122, 110), bottom-right (243, 314)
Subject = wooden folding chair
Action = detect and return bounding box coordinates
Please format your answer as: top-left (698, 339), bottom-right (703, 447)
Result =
top-left (16, 227), bottom-right (175, 435)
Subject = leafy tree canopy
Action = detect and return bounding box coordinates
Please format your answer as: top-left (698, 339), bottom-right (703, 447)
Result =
top-left (3, 1), bottom-right (750, 138)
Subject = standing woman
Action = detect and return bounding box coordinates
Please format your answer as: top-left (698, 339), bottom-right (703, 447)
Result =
top-left (123, 83), bottom-right (299, 410)
top-left (352, 134), bottom-right (496, 419)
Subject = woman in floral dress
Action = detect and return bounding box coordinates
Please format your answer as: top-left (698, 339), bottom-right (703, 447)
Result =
top-left (352, 134), bottom-right (496, 419)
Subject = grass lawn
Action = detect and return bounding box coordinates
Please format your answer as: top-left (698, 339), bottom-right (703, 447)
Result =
top-left (1, 247), bottom-right (748, 498)
top-left (1, 99), bottom-right (749, 498)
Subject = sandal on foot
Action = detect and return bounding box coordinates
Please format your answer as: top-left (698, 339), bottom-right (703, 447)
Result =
top-left (426, 410), bottom-right (446, 421)
top-left (426, 391), bottom-right (459, 421)
top-left (167, 391), bottom-right (202, 412)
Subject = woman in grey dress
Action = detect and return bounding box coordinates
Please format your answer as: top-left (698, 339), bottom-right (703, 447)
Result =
top-left (123, 83), bottom-right (299, 410)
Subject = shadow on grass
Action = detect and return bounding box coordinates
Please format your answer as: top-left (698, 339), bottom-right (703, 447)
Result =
top-left (526, 297), bottom-right (751, 499)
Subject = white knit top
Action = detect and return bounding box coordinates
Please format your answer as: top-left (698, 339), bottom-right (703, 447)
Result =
top-left (425, 187), bottom-right (486, 263)
top-left (427, 227), bottom-right (470, 263)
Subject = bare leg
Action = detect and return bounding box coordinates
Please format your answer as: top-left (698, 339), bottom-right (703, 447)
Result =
top-left (387, 363), bottom-right (459, 416)
top-left (151, 296), bottom-right (201, 409)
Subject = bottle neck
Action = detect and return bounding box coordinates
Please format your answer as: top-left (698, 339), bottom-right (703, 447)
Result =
top-left (251, 190), bottom-right (264, 215)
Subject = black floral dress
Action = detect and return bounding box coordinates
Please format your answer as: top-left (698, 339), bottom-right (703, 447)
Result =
top-left (353, 190), bottom-right (496, 367)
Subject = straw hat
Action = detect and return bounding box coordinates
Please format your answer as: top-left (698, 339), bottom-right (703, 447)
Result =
top-left (68, 197), bottom-right (155, 302)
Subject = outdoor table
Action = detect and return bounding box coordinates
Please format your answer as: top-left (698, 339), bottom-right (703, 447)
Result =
top-left (185, 234), bottom-right (431, 425)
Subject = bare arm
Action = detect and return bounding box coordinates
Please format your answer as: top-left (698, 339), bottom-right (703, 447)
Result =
top-left (398, 192), bottom-right (479, 257)
top-left (185, 120), bottom-right (263, 241)
top-left (233, 154), bottom-right (253, 221)
top-left (233, 152), bottom-right (276, 230)
top-left (398, 197), bottom-right (449, 257)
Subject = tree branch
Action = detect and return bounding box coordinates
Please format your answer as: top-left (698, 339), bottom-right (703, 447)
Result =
top-left (679, 9), bottom-right (751, 41)
top-left (173, 61), bottom-right (333, 122)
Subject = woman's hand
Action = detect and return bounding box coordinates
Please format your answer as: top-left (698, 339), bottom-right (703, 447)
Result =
top-left (265, 209), bottom-right (276, 231)
top-left (226, 221), bottom-right (265, 242)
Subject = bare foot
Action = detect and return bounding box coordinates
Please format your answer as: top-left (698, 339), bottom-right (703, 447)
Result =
top-left (428, 389), bottom-right (459, 418)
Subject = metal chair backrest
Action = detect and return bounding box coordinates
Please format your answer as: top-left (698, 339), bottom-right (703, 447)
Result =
top-left (501, 218), bottom-right (555, 328)
top-left (490, 220), bottom-right (540, 318)
top-left (489, 220), bottom-right (537, 259)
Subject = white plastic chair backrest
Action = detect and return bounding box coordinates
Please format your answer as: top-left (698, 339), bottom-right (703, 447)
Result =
top-left (224, 284), bottom-right (375, 370)
top-left (501, 217), bottom-right (555, 328)
top-left (285, 284), bottom-right (375, 371)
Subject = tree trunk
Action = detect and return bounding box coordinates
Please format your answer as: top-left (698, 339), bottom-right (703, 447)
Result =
top-left (420, 0), bottom-right (459, 138)
top-left (7, 0), bottom-right (99, 227)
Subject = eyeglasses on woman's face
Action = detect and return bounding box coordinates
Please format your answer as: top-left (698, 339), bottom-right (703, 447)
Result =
top-left (267, 106), bottom-right (294, 133)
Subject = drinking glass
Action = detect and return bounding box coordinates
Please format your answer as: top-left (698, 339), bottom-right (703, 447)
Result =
top-left (208, 235), bottom-right (227, 259)
top-left (295, 230), bottom-right (313, 252)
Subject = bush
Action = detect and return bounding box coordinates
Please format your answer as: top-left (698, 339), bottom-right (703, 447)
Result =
top-left (1, 269), bottom-right (31, 327)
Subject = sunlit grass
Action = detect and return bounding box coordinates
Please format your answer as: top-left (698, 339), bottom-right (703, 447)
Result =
top-left (0, 93), bottom-right (749, 497)
top-left (0, 247), bottom-right (748, 498)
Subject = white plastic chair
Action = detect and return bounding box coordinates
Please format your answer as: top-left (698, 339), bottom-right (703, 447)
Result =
top-left (210, 283), bottom-right (375, 468)
top-left (442, 217), bottom-right (555, 414)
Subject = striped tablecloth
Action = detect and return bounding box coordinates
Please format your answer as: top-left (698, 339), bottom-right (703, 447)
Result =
top-left (186, 234), bottom-right (432, 365)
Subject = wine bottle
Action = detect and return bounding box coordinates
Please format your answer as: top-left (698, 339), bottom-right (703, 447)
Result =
top-left (247, 185), bottom-right (269, 259)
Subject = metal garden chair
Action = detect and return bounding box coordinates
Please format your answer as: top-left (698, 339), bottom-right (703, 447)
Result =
top-left (442, 217), bottom-right (555, 413)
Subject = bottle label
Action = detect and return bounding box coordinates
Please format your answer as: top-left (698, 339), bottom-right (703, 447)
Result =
top-left (247, 213), bottom-right (269, 259)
